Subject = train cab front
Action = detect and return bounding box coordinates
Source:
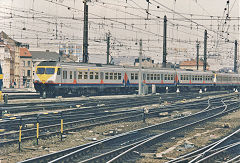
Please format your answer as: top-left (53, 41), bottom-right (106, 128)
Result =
top-left (34, 61), bottom-right (58, 97)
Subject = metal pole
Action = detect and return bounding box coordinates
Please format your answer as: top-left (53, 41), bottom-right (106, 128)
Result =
top-left (234, 40), bottom-right (238, 73)
top-left (196, 41), bottom-right (199, 70)
top-left (107, 33), bottom-right (110, 64)
top-left (163, 15), bottom-right (167, 68)
top-left (204, 30), bottom-right (207, 71)
top-left (83, 0), bottom-right (89, 63)
top-left (36, 115), bottom-right (39, 145)
top-left (19, 117), bottom-right (22, 152)
top-left (61, 112), bottom-right (63, 141)
top-left (138, 39), bottom-right (143, 95)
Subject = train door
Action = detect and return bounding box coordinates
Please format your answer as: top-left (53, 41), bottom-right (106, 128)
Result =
top-left (56, 67), bottom-right (62, 85)
top-left (73, 71), bottom-right (77, 84)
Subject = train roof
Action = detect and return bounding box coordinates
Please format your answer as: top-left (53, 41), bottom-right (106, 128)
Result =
top-left (37, 61), bottom-right (239, 76)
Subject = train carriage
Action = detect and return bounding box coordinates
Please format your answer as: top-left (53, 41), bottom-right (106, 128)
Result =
top-left (34, 61), bottom-right (240, 97)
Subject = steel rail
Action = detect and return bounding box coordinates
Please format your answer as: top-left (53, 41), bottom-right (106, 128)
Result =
top-left (168, 128), bottom-right (240, 163)
top-left (226, 155), bottom-right (240, 163)
top-left (196, 142), bottom-right (240, 163)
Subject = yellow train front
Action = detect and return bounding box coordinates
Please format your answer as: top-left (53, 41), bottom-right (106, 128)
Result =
top-left (34, 61), bottom-right (59, 97)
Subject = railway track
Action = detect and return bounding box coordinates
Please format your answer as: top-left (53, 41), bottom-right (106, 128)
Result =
top-left (168, 128), bottom-right (240, 163)
top-left (0, 92), bottom-right (235, 146)
top-left (0, 93), bottom-right (214, 146)
top-left (18, 94), bottom-right (240, 163)
top-left (1, 91), bottom-right (224, 130)
top-left (0, 91), bottom-right (229, 114)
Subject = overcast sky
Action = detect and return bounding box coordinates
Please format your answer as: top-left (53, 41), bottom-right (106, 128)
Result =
top-left (0, 0), bottom-right (239, 69)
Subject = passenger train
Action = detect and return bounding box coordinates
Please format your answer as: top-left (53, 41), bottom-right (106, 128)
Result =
top-left (34, 61), bottom-right (240, 97)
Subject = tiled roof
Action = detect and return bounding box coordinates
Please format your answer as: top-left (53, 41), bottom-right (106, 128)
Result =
top-left (20, 48), bottom-right (32, 57)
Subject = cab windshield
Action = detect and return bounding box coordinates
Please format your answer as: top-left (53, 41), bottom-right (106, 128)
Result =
top-left (36, 68), bottom-right (55, 74)
top-left (36, 68), bottom-right (45, 74)
top-left (46, 68), bottom-right (55, 74)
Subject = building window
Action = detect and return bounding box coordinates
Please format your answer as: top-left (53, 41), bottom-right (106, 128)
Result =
top-left (27, 70), bottom-right (31, 77)
top-left (23, 61), bottom-right (25, 66)
top-left (28, 61), bottom-right (31, 67)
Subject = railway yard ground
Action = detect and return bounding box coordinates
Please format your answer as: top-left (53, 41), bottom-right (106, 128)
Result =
top-left (0, 91), bottom-right (239, 163)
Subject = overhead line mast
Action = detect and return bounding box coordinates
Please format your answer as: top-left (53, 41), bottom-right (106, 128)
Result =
top-left (83, 0), bottom-right (89, 63)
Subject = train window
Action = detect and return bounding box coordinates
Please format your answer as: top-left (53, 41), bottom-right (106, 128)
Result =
top-left (57, 68), bottom-right (61, 75)
top-left (63, 71), bottom-right (67, 79)
top-left (154, 74), bottom-right (157, 80)
top-left (143, 74), bottom-right (146, 80)
top-left (95, 72), bottom-right (99, 79)
top-left (114, 73), bottom-right (118, 80)
top-left (157, 74), bottom-right (160, 80)
top-left (105, 73), bottom-right (109, 80)
top-left (37, 68), bottom-right (45, 74)
top-left (118, 73), bottom-right (121, 80)
top-left (78, 72), bottom-right (82, 79)
top-left (167, 75), bottom-right (170, 80)
top-left (147, 74), bottom-right (150, 80)
top-left (74, 71), bottom-right (76, 79)
top-left (90, 72), bottom-right (94, 79)
top-left (135, 73), bottom-right (138, 80)
top-left (164, 74), bottom-right (167, 80)
top-left (84, 72), bottom-right (88, 79)
top-left (70, 71), bottom-right (73, 79)
top-left (110, 73), bottom-right (113, 80)
top-left (131, 73), bottom-right (134, 80)
top-left (151, 74), bottom-right (153, 80)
